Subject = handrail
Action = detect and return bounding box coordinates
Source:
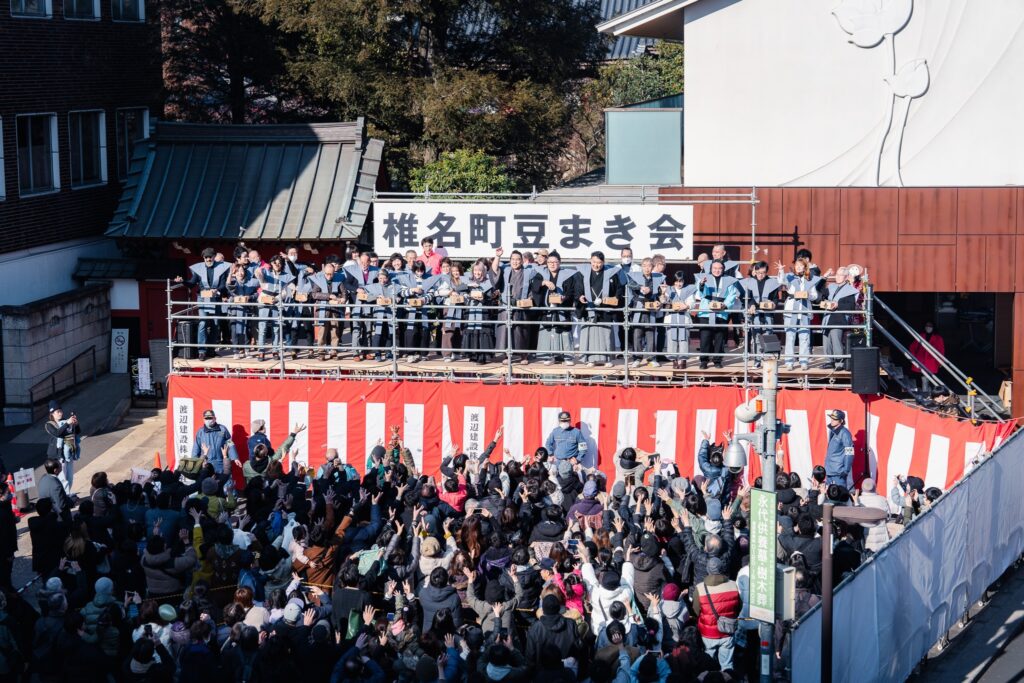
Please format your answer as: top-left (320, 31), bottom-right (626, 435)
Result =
top-left (164, 279), bottom-right (875, 390)
top-left (28, 345), bottom-right (97, 421)
top-left (872, 295), bottom-right (1006, 420)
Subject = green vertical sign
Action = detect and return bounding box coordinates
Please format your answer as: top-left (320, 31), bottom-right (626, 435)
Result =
top-left (749, 488), bottom-right (777, 623)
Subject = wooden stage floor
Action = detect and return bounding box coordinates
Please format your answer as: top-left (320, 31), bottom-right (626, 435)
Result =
top-left (172, 351), bottom-right (861, 385)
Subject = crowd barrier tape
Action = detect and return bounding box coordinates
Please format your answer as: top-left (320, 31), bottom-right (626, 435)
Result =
top-left (790, 427), bottom-right (1024, 683)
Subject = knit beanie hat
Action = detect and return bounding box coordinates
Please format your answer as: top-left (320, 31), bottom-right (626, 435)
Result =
top-left (94, 577), bottom-right (114, 598)
top-left (201, 477), bottom-right (219, 496)
top-left (422, 537), bottom-right (441, 558)
top-left (662, 583), bottom-right (681, 601)
top-left (583, 480), bottom-right (598, 498)
top-left (542, 594), bottom-right (561, 615)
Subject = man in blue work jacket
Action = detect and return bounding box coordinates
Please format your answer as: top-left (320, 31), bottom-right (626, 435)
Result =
top-left (545, 410), bottom-right (587, 462)
top-left (824, 409), bottom-right (854, 486)
top-left (192, 409), bottom-right (238, 475)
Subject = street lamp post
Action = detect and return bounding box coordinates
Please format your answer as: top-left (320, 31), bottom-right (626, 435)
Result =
top-left (820, 503), bottom-right (888, 683)
top-left (726, 358), bottom-right (782, 683)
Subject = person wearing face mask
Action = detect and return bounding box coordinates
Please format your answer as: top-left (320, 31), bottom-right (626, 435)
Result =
top-left (544, 411), bottom-right (587, 462)
top-left (174, 247), bottom-right (231, 360)
top-left (191, 410), bottom-right (238, 476)
top-left (909, 321), bottom-right (945, 391)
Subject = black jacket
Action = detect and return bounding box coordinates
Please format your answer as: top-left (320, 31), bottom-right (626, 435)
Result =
top-left (528, 519), bottom-right (567, 544)
top-left (28, 511), bottom-right (69, 575)
top-left (525, 613), bottom-right (578, 667)
top-left (419, 583), bottom-right (462, 632)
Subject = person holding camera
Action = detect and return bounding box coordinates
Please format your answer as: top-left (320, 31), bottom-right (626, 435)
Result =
top-left (44, 400), bottom-right (80, 495)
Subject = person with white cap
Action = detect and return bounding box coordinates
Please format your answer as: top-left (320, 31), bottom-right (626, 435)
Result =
top-left (824, 409), bottom-right (855, 486)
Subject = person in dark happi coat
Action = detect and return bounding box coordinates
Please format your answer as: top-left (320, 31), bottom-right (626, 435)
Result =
top-left (307, 256), bottom-right (348, 360)
top-left (576, 251), bottom-right (622, 367)
top-left (225, 262), bottom-right (260, 358)
top-left (533, 251), bottom-right (582, 365)
top-left (282, 245), bottom-right (316, 351)
top-left (491, 248), bottom-right (540, 364)
top-left (175, 247), bottom-right (231, 360)
top-left (626, 257), bottom-right (666, 368)
top-left (399, 261), bottom-right (441, 362)
top-left (740, 260), bottom-right (783, 368)
top-left (342, 252), bottom-right (380, 361)
top-left (821, 273), bottom-right (859, 371)
top-left (661, 271), bottom-right (699, 369)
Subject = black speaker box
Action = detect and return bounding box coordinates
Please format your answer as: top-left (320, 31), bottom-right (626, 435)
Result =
top-left (851, 346), bottom-right (880, 395)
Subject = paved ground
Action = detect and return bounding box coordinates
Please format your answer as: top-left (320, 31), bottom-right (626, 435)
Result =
top-left (8, 373), bottom-right (166, 604)
top-left (908, 560), bottom-right (1024, 682)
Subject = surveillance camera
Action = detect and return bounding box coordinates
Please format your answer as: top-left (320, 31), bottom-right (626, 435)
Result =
top-left (734, 397), bottom-right (764, 424)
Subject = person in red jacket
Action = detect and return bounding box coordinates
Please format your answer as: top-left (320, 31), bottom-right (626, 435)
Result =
top-left (909, 322), bottom-right (945, 391)
top-left (693, 555), bottom-right (741, 671)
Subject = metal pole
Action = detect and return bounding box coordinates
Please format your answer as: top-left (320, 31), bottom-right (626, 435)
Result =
top-left (758, 357), bottom-right (778, 683)
top-left (750, 186), bottom-right (758, 260)
top-left (390, 298), bottom-right (399, 380)
top-left (166, 279), bottom-right (173, 374)
top-left (864, 283), bottom-right (874, 347)
top-left (277, 297), bottom-right (285, 377)
top-left (506, 288), bottom-right (513, 383)
top-left (822, 503), bottom-right (835, 683)
top-left (624, 290), bottom-right (631, 384)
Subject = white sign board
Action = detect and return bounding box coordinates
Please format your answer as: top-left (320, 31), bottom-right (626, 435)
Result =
top-left (111, 328), bottom-right (129, 374)
top-left (130, 467), bottom-right (152, 485)
top-left (13, 468), bottom-right (35, 492)
top-left (137, 358), bottom-right (153, 392)
top-left (173, 397), bottom-right (195, 468)
top-left (374, 202), bottom-right (694, 261)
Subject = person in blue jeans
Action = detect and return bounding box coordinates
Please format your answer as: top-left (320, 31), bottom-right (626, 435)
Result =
top-left (544, 410), bottom-right (587, 462)
top-left (824, 409), bottom-right (854, 486)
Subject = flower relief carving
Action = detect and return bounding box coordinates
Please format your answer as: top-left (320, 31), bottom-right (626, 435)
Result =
top-left (832, 0), bottom-right (930, 186)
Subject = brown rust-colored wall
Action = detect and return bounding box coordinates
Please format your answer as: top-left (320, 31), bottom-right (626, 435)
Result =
top-left (663, 186), bottom-right (1022, 293)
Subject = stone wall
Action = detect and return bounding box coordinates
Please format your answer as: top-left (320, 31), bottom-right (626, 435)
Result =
top-left (2, 283), bottom-right (111, 425)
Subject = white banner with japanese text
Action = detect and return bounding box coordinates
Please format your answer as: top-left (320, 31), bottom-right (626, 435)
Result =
top-left (374, 202), bottom-right (694, 260)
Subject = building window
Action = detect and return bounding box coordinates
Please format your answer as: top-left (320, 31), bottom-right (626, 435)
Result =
top-left (69, 111), bottom-right (107, 188)
top-left (115, 108), bottom-right (149, 180)
top-left (65, 0), bottom-right (99, 19)
top-left (16, 114), bottom-right (59, 197)
top-left (10, 0), bottom-right (52, 17)
top-left (111, 0), bottom-right (143, 21)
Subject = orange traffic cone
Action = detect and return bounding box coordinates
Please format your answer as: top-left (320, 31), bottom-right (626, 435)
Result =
top-left (5, 474), bottom-right (20, 520)
top-left (154, 451), bottom-right (162, 470)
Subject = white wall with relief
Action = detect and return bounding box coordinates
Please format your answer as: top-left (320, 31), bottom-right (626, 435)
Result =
top-left (683, 0), bottom-right (1024, 187)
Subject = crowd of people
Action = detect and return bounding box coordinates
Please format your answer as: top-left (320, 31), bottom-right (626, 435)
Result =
top-left (175, 241), bottom-right (870, 372)
top-left (0, 403), bottom-right (944, 683)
